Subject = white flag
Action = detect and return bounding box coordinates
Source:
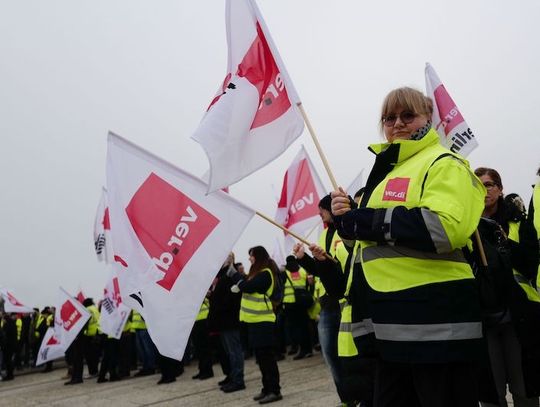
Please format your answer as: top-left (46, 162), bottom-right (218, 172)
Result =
top-left (425, 63), bottom-right (478, 156)
top-left (54, 287), bottom-right (91, 349)
top-left (94, 187), bottom-right (114, 263)
top-left (192, 0), bottom-right (304, 193)
top-left (36, 328), bottom-right (65, 366)
top-left (275, 146), bottom-right (327, 253)
top-left (99, 267), bottom-right (130, 339)
top-left (106, 132), bottom-right (255, 360)
top-left (271, 236), bottom-right (286, 269)
top-left (0, 288), bottom-right (33, 313)
top-left (346, 169), bottom-right (364, 198)
top-left (36, 287), bottom-right (91, 366)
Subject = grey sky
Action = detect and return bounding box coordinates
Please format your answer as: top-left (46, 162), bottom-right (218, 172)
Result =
top-left (1, 0), bottom-right (539, 307)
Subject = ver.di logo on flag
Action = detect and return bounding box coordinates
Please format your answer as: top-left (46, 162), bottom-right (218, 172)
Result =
top-left (60, 301), bottom-right (83, 331)
top-left (126, 173), bottom-right (220, 291)
top-left (382, 178), bottom-right (410, 202)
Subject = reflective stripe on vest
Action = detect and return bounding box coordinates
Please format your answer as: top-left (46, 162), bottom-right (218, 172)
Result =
top-left (532, 184), bottom-right (540, 290)
top-left (239, 268), bottom-right (275, 323)
top-left (509, 221), bottom-right (540, 303)
top-left (373, 321), bottom-right (482, 342)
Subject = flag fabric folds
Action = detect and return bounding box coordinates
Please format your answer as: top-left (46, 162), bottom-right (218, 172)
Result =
top-left (99, 267), bottom-right (130, 339)
top-left (192, 0), bottom-right (304, 193)
top-left (94, 187), bottom-right (114, 263)
top-left (36, 287), bottom-right (90, 366)
top-left (0, 288), bottom-right (33, 313)
top-left (275, 146), bottom-right (327, 254)
top-left (106, 132), bottom-right (255, 360)
top-left (425, 63), bottom-right (478, 157)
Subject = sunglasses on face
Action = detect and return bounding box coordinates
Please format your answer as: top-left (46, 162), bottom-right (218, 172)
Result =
top-left (382, 111), bottom-right (418, 127)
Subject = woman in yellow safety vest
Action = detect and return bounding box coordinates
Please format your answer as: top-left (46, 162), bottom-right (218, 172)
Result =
top-left (331, 87), bottom-right (485, 407)
top-left (227, 246), bottom-right (283, 404)
top-left (473, 167), bottom-right (540, 407)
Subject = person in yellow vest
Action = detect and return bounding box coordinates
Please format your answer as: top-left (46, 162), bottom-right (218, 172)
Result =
top-left (331, 87), bottom-right (485, 407)
top-left (227, 246), bottom-right (282, 404)
top-left (530, 167), bottom-right (540, 290)
top-left (1, 313), bottom-right (17, 381)
top-left (190, 296), bottom-right (214, 380)
top-left (82, 298), bottom-right (100, 377)
top-left (295, 195), bottom-right (351, 405)
top-left (282, 255), bottom-right (313, 360)
top-left (132, 310), bottom-right (157, 377)
top-left (473, 167), bottom-right (540, 407)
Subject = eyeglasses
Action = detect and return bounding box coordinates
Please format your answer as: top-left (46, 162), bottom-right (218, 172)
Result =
top-left (382, 111), bottom-right (418, 127)
top-left (483, 182), bottom-right (498, 190)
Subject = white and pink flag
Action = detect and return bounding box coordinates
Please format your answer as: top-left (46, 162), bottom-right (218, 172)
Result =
top-left (99, 267), bottom-right (130, 339)
top-left (192, 0), bottom-right (304, 193)
top-left (425, 63), bottom-right (478, 157)
top-left (106, 132), bottom-right (255, 360)
top-left (94, 187), bottom-right (114, 263)
top-left (36, 328), bottom-right (64, 366)
top-left (0, 288), bottom-right (33, 313)
top-left (275, 146), bottom-right (327, 254)
top-left (37, 287), bottom-right (91, 365)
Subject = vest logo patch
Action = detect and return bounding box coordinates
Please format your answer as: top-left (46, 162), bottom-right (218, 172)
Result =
top-left (382, 177), bottom-right (410, 202)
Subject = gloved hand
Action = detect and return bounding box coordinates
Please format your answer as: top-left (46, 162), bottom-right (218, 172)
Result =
top-left (504, 193), bottom-right (526, 222)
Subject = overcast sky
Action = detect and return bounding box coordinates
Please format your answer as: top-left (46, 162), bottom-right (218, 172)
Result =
top-left (1, 0), bottom-right (539, 307)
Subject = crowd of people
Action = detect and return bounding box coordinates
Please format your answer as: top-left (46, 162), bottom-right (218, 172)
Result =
top-left (1, 87), bottom-right (540, 407)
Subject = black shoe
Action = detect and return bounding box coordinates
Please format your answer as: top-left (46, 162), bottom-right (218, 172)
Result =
top-left (97, 377), bottom-right (108, 383)
top-left (191, 373), bottom-right (200, 380)
top-left (64, 379), bottom-right (83, 385)
top-left (198, 372), bottom-right (214, 380)
top-left (221, 382), bottom-right (246, 393)
top-left (134, 369), bottom-right (155, 377)
top-left (109, 376), bottom-right (121, 382)
top-left (175, 368), bottom-right (184, 377)
top-left (218, 377), bottom-right (231, 386)
top-left (253, 392), bottom-right (267, 401)
top-left (304, 352), bottom-right (313, 358)
top-left (157, 377), bottom-right (176, 385)
top-left (258, 392), bottom-right (283, 404)
top-left (41, 367), bottom-right (53, 373)
top-left (2, 375), bottom-right (14, 381)
top-left (275, 354), bottom-right (285, 361)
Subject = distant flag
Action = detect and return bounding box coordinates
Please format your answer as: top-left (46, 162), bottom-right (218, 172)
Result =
top-left (94, 187), bottom-right (114, 263)
top-left (106, 132), bottom-right (255, 360)
top-left (346, 169), bottom-right (364, 198)
top-left (271, 236), bottom-right (287, 269)
top-left (275, 146), bottom-right (327, 254)
top-left (425, 63), bottom-right (478, 156)
top-left (0, 288), bottom-right (33, 313)
top-left (37, 287), bottom-right (91, 366)
top-left (192, 0), bottom-right (304, 193)
top-left (75, 288), bottom-right (86, 303)
top-left (99, 267), bottom-right (130, 339)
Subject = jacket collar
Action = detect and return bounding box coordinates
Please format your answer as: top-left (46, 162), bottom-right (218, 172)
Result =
top-left (368, 128), bottom-right (440, 164)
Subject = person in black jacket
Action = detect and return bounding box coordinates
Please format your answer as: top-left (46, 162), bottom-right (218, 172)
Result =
top-left (1, 313), bottom-right (17, 381)
top-left (208, 253), bottom-right (245, 392)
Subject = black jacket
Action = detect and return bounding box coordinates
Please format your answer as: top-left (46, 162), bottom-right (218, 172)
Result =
top-left (208, 266), bottom-right (242, 332)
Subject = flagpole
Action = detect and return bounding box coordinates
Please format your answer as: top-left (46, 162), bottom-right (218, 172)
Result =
top-left (255, 211), bottom-right (335, 262)
top-left (297, 103), bottom-right (339, 190)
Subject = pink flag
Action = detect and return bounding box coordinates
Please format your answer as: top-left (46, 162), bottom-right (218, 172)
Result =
top-left (425, 63), bottom-right (478, 157)
top-left (0, 288), bottom-right (33, 313)
top-left (75, 288), bottom-right (86, 303)
top-left (192, 0), bottom-right (304, 193)
top-left (99, 267), bottom-right (130, 339)
top-left (275, 146), bottom-right (327, 253)
top-left (36, 328), bottom-right (65, 366)
top-left (94, 187), bottom-right (114, 263)
top-left (106, 132), bottom-right (254, 360)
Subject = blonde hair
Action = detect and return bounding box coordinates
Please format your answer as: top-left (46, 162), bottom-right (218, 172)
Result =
top-left (380, 87), bottom-right (433, 131)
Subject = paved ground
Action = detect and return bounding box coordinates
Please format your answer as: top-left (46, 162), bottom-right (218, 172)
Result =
top-left (0, 352), bottom-right (340, 407)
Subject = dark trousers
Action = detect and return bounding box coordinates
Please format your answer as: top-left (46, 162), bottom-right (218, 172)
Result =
top-left (220, 329), bottom-right (245, 385)
top-left (254, 347), bottom-right (280, 395)
top-left (158, 354), bottom-right (184, 380)
top-left (284, 305), bottom-right (312, 353)
top-left (118, 332), bottom-right (132, 377)
top-left (82, 335), bottom-right (99, 375)
top-left (340, 355), bottom-right (377, 406)
top-left (375, 360), bottom-right (479, 407)
top-left (98, 338), bottom-right (120, 380)
top-left (3, 347), bottom-right (14, 379)
top-left (70, 336), bottom-right (84, 381)
top-left (191, 319), bottom-right (213, 376)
